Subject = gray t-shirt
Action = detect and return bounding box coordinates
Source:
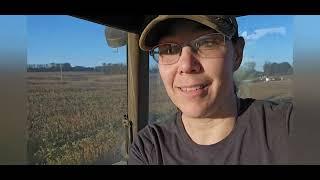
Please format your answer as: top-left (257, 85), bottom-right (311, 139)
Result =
top-left (128, 98), bottom-right (293, 165)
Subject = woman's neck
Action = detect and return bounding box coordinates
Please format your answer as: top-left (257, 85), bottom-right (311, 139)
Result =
top-left (181, 95), bottom-right (239, 145)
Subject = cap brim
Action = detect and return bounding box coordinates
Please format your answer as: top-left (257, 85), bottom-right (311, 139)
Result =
top-left (139, 15), bottom-right (230, 51)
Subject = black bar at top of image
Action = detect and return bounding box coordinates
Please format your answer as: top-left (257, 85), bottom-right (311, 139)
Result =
top-left (0, 0), bottom-right (320, 14)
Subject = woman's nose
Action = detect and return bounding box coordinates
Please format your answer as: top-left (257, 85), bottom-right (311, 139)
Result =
top-left (178, 47), bottom-right (201, 74)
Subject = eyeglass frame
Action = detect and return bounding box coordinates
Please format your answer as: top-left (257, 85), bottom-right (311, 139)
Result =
top-left (149, 32), bottom-right (233, 65)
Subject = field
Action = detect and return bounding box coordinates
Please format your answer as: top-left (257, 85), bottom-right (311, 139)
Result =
top-left (238, 76), bottom-right (293, 102)
top-left (27, 72), bottom-right (127, 164)
top-left (27, 72), bottom-right (292, 164)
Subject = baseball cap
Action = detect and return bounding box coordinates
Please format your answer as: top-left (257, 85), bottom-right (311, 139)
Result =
top-left (139, 15), bottom-right (239, 51)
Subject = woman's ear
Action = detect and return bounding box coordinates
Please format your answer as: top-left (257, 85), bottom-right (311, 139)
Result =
top-left (233, 37), bottom-right (245, 72)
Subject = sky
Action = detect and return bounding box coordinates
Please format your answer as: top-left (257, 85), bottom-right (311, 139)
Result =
top-left (26, 15), bottom-right (293, 71)
top-left (27, 15), bottom-right (127, 68)
top-left (237, 15), bottom-right (293, 71)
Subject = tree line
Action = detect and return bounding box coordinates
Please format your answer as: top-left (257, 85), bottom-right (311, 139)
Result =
top-left (263, 61), bottom-right (293, 76)
top-left (234, 61), bottom-right (293, 86)
top-left (27, 63), bottom-right (127, 75)
top-left (27, 61), bottom-right (293, 77)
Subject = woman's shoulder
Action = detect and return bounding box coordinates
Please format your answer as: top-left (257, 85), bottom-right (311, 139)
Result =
top-left (239, 97), bottom-right (294, 135)
top-left (128, 113), bottom-right (180, 164)
top-left (239, 97), bottom-right (293, 115)
top-left (137, 112), bottom-right (180, 140)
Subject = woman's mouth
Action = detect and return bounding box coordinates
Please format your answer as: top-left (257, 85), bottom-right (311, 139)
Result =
top-left (179, 84), bottom-right (207, 92)
top-left (177, 83), bottom-right (210, 97)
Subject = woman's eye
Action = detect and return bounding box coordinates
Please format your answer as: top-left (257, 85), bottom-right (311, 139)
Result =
top-left (199, 40), bottom-right (219, 48)
top-left (159, 45), bottom-right (180, 55)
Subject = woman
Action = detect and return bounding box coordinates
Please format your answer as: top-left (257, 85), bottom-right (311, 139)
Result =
top-left (128, 15), bottom-right (293, 165)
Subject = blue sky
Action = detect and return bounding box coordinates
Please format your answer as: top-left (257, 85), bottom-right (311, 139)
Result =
top-left (27, 15), bottom-right (127, 67)
top-left (0, 16), bottom-right (26, 52)
top-left (237, 15), bottom-right (293, 71)
top-left (27, 15), bottom-right (293, 71)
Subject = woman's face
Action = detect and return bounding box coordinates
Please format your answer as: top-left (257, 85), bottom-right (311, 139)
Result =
top-left (157, 22), bottom-right (244, 118)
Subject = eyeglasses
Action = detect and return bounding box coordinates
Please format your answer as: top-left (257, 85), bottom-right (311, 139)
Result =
top-left (150, 33), bottom-right (231, 65)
